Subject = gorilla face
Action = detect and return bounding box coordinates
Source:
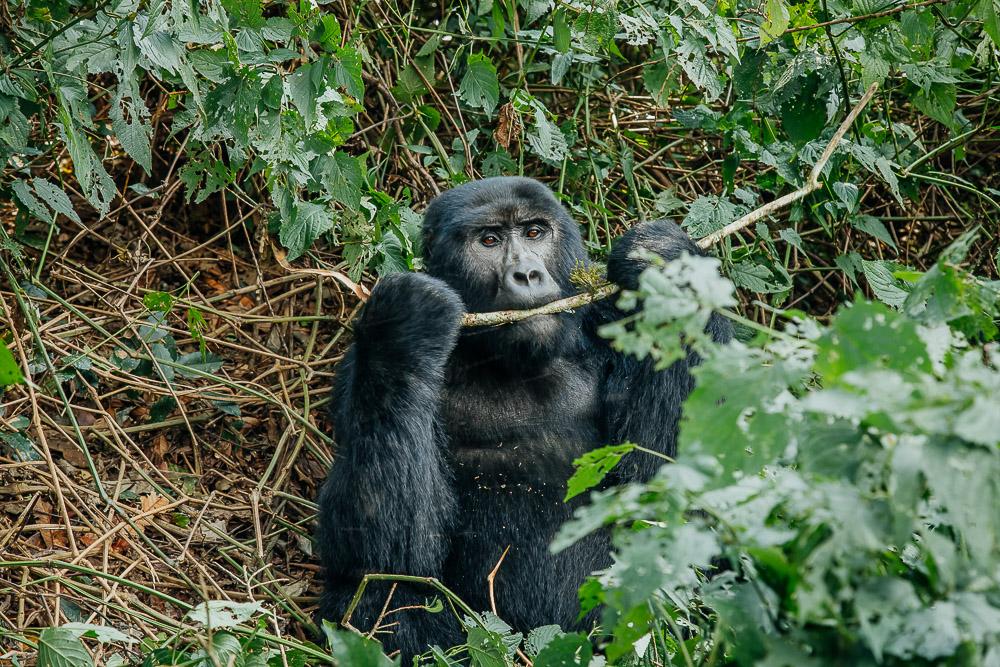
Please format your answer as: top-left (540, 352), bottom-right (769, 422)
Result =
top-left (421, 177), bottom-right (588, 357)
top-left (463, 215), bottom-right (562, 310)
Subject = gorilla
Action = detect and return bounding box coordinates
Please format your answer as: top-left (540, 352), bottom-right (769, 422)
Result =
top-left (315, 177), bottom-right (731, 658)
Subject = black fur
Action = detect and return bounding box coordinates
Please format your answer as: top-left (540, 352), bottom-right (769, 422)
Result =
top-left (315, 177), bottom-right (732, 659)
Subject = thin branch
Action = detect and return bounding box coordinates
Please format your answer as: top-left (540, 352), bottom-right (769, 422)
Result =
top-left (460, 82), bottom-right (879, 328)
top-left (462, 283), bottom-right (619, 327)
top-left (736, 0), bottom-right (950, 42)
top-left (696, 81), bottom-right (878, 247)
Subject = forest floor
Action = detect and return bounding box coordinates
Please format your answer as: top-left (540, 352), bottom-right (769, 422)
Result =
top-left (0, 190), bottom-right (352, 659)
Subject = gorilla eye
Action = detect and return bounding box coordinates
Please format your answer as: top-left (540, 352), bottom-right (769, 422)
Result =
top-left (525, 226), bottom-right (544, 239)
top-left (481, 233), bottom-right (501, 247)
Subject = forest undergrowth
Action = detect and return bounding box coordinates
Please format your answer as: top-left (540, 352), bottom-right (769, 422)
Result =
top-left (1, 0), bottom-right (999, 664)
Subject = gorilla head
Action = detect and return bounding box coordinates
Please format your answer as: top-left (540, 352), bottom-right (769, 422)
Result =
top-left (421, 177), bottom-right (587, 355)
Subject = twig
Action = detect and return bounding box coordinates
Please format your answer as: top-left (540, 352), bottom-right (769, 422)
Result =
top-left (460, 82), bottom-right (879, 328)
top-left (486, 545), bottom-right (511, 615)
top-left (694, 82), bottom-right (878, 246)
top-left (462, 284), bottom-right (619, 327)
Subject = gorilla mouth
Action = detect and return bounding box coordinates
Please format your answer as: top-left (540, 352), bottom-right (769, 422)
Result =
top-left (490, 286), bottom-right (563, 311)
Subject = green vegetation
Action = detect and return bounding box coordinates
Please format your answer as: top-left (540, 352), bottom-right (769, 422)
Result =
top-left (1, 0), bottom-right (999, 664)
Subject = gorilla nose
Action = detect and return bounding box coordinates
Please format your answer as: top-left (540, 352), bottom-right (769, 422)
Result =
top-left (511, 268), bottom-right (543, 287)
top-left (503, 262), bottom-right (557, 304)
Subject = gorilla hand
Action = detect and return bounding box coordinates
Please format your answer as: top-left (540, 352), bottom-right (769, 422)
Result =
top-left (606, 219), bottom-right (704, 291)
top-left (353, 272), bottom-right (464, 371)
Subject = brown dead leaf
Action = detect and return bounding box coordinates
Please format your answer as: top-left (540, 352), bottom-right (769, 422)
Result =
top-left (151, 434), bottom-right (169, 463)
top-left (47, 437), bottom-right (88, 469)
top-left (73, 408), bottom-right (97, 427)
top-left (494, 103), bottom-right (522, 150)
top-left (204, 277), bottom-right (228, 294)
top-left (136, 494), bottom-right (171, 532)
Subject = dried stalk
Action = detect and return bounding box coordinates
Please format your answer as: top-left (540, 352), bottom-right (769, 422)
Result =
top-left (461, 82), bottom-right (879, 328)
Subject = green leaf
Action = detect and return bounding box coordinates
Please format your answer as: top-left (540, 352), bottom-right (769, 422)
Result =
top-left (279, 200), bottom-right (335, 261)
top-left (11, 179), bottom-right (50, 221)
top-left (553, 9), bottom-right (571, 53)
top-left (533, 633), bottom-right (593, 667)
top-left (37, 627), bottom-right (94, 667)
top-left (860, 52), bottom-right (891, 90)
top-left (61, 623), bottom-right (135, 644)
top-left (862, 259), bottom-right (910, 308)
top-left (185, 600), bottom-right (264, 628)
top-left (980, 0), bottom-right (1000, 46)
top-left (760, 0), bottom-right (789, 45)
top-left (815, 299), bottom-right (931, 382)
top-left (109, 87), bottom-right (153, 173)
top-left (683, 195), bottom-right (740, 237)
top-left (913, 83), bottom-right (957, 128)
top-left (643, 63), bottom-right (671, 107)
top-left (565, 443), bottom-right (635, 501)
top-left (0, 431), bottom-right (38, 461)
top-left (55, 100), bottom-right (117, 217)
top-left (324, 624), bottom-right (397, 666)
top-left (313, 15), bottom-right (342, 51)
top-left (526, 106), bottom-right (568, 163)
top-left (832, 182), bottom-right (859, 212)
top-left (574, 11), bottom-right (616, 47)
top-left (851, 215), bottom-right (897, 249)
top-left (682, 346), bottom-right (804, 482)
top-left (175, 352), bottom-right (223, 378)
top-left (143, 291), bottom-right (174, 312)
top-left (190, 632), bottom-right (243, 666)
top-left (32, 178), bottom-right (81, 223)
top-left (0, 343), bottom-right (25, 386)
top-left (676, 34), bottom-right (723, 100)
top-left (525, 625), bottom-right (562, 657)
top-left (334, 46), bottom-right (364, 99)
top-left (149, 396), bottom-right (177, 422)
top-left (459, 54), bottom-right (500, 115)
top-left (730, 261), bottom-right (782, 293)
top-left (322, 151), bottom-right (365, 209)
top-left (136, 30), bottom-right (185, 75)
top-left (781, 76), bottom-right (826, 145)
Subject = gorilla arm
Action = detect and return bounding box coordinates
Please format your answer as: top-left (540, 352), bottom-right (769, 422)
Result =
top-left (598, 219), bottom-right (733, 481)
top-left (315, 273), bottom-right (462, 647)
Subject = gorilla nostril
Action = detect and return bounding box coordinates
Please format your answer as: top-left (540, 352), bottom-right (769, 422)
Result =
top-left (527, 269), bottom-right (542, 284)
top-left (512, 271), bottom-right (530, 286)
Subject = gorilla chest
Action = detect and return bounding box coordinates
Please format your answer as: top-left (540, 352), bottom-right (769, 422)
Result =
top-left (440, 358), bottom-right (602, 482)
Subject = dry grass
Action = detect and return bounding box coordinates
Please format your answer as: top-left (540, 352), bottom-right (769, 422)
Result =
top-left (0, 183), bottom-right (358, 660)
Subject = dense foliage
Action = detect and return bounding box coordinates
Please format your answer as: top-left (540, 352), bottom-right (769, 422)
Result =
top-left (2, 0), bottom-right (1000, 664)
top-left (2, 0), bottom-right (998, 291)
top-left (557, 231), bottom-right (1000, 666)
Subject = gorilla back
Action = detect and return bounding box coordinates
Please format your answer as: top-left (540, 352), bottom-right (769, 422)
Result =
top-left (315, 177), bottom-right (732, 659)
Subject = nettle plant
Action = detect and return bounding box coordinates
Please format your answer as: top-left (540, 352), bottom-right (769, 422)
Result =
top-left (543, 230), bottom-right (1000, 666)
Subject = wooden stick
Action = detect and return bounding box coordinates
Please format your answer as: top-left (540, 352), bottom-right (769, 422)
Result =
top-left (462, 283), bottom-right (619, 327)
top-left (460, 82), bottom-right (879, 328)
